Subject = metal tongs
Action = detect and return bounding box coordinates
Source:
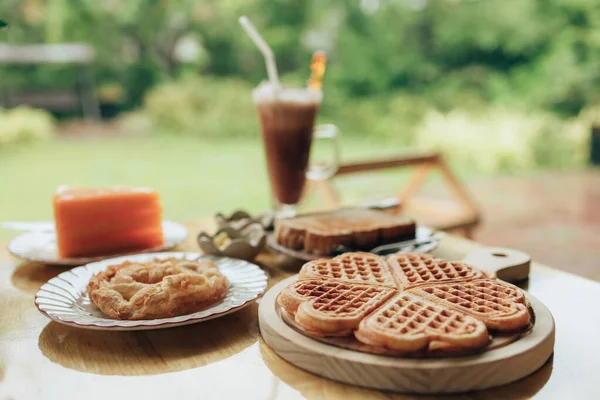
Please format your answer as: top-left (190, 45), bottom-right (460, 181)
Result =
top-left (331, 231), bottom-right (446, 256)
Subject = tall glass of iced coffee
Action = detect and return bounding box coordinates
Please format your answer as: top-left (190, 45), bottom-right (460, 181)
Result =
top-left (253, 82), bottom-right (339, 216)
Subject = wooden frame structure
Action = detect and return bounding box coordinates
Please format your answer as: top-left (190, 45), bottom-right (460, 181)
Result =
top-left (0, 43), bottom-right (100, 121)
top-left (307, 152), bottom-right (481, 238)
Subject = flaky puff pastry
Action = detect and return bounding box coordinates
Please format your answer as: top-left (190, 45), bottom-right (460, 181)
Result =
top-left (87, 257), bottom-right (228, 320)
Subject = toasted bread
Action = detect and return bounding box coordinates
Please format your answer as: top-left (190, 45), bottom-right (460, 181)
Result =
top-left (274, 209), bottom-right (416, 255)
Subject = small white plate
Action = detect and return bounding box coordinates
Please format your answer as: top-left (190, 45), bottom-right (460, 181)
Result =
top-left (34, 252), bottom-right (268, 330)
top-left (8, 220), bottom-right (188, 266)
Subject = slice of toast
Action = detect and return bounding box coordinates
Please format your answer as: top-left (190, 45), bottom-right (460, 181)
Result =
top-left (274, 208), bottom-right (416, 255)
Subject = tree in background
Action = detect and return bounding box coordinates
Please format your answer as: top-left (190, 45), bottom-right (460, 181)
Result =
top-left (0, 0), bottom-right (599, 117)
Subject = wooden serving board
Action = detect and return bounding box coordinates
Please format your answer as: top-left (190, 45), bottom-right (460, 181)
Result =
top-left (258, 248), bottom-right (555, 394)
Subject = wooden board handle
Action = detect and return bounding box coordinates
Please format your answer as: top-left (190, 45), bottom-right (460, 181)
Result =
top-left (462, 247), bottom-right (530, 282)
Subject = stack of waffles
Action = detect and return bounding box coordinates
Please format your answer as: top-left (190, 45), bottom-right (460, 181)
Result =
top-left (277, 252), bottom-right (530, 354)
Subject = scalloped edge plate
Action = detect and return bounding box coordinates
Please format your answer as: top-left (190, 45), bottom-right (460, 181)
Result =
top-left (34, 252), bottom-right (268, 331)
top-left (9, 220), bottom-right (188, 266)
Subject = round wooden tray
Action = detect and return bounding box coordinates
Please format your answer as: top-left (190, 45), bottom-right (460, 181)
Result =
top-left (258, 250), bottom-right (555, 394)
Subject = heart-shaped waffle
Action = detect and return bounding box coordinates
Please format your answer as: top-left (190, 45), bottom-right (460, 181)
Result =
top-left (279, 252), bottom-right (531, 355)
top-left (388, 253), bottom-right (484, 289)
top-left (355, 293), bottom-right (489, 352)
top-left (410, 279), bottom-right (529, 331)
top-left (277, 279), bottom-right (397, 336)
top-left (299, 252), bottom-right (396, 287)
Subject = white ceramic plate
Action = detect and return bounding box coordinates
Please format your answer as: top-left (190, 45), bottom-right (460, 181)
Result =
top-left (34, 252), bottom-right (268, 331)
top-left (8, 220), bottom-right (188, 266)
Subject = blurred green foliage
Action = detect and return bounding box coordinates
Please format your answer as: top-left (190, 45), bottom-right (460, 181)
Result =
top-left (144, 75), bottom-right (258, 138)
top-left (0, 0), bottom-right (599, 171)
top-left (0, 106), bottom-right (55, 146)
top-left (415, 108), bottom-right (590, 172)
top-left (1, 0), bottom-right (599, 116)
top-left (141, 73), bottom-right (426, 143)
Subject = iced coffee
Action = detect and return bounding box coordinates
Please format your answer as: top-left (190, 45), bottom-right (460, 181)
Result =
top-left (253, 83), bottom-right (323, 207)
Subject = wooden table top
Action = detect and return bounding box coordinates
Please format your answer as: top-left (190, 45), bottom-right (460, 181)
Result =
top-left (1, 219), bottom-right (598, 400)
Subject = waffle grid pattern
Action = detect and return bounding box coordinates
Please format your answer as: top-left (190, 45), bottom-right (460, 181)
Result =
top-left (292, 280), bottom-right (394, 317)
top-left (391, 255), bottom-right (483, 287)
top-left (413, 282), bottom-right (524, 318)
top-left (370, 293), bottom-right (479, 335)
top-left (279, 252), bottom-right (530, 353)
top-left (301, 253), bottom-right (395, 286)
top-left (468, 279), bottom-right (525, 302)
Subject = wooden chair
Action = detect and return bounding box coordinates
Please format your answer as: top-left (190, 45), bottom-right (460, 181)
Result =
top-left (305, 152), bottom-right (481, 238)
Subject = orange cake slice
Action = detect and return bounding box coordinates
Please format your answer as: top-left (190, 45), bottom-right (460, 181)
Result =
top-left (53, 186), bottom-right (164, 258)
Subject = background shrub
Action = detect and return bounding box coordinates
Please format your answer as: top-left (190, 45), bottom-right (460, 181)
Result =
top-left (2, 0), bottom-right (600, 119)
top-left (1, 0), bottom-right (598, 172)
top-left (143, 75), bottom-right (257, 138)
top-left (0, 107), bottom-right (55, 147)
top-left (415, 108), bottom-right (590, 173)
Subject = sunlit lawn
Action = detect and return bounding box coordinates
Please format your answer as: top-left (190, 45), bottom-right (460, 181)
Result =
top-left (0, 135), bottom-right (445, 240)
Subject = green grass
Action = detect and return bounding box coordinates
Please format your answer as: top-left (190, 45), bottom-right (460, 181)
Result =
top-left (0, 135), bottom-right (433, 240)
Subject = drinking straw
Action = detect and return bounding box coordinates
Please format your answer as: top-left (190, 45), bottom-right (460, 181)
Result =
top-left (239, 16), bottom-right (280, 86)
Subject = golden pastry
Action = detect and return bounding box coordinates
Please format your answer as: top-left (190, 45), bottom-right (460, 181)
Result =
top-left (87, 257), bottom-right (228, 320)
